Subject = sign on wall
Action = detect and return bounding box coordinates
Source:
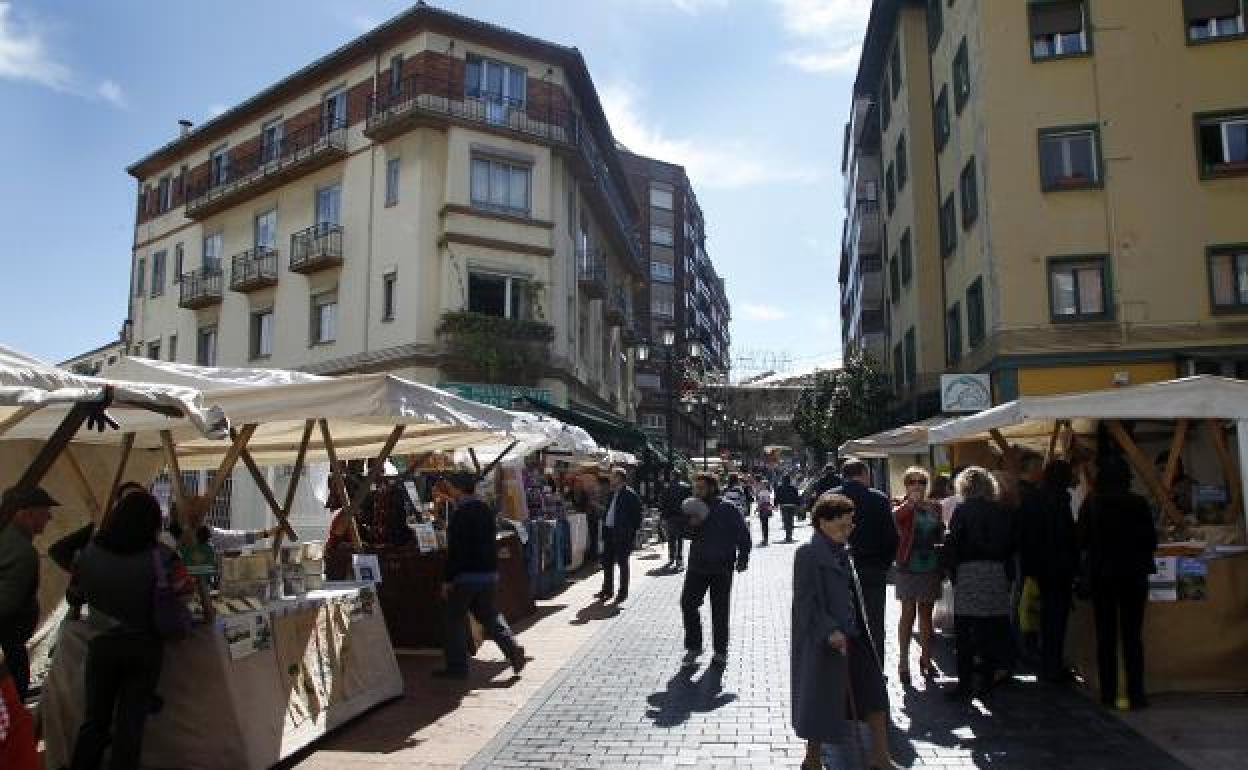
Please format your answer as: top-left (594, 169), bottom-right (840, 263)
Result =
top-left (441, 382), bottom-right (552, 409)
top-left (940, 373), bottom-right (992, 413)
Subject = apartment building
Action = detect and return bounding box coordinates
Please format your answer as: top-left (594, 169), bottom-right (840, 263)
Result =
top-left (619, 151), bottom-right (732, 453)
top-left (61, 341), bottom-right (124, 377)
top-left (850, 0), bottom-right (1248, 418)
top-left (839, 97), bottom-right (887, 365)
top-left (123, 3), bottom-right (645, 416)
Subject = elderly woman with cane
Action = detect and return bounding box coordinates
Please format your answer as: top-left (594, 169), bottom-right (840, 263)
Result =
top-left (792, 493), bottom-right (898, 770)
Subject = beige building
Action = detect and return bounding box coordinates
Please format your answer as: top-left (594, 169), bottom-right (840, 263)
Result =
top-left (60, 340), bottom-right (124, 377)
top-left (124, 4), bottom-right (645, 416)
top-left (851, 0), bottom-right (1248, 416)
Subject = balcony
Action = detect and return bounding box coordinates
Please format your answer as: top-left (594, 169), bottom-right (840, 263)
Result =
top-left (289, 223), bottom-right (343, 274)
top-left (605, 285), bottom-right (629, 326)
top-left (577, 247), bottom-right (608, 299)
top-left (178, 268), bottom-right (223, 309)
top-left (366, 76), bottom-right (642, 276)
top-left (184, 120), bottom-right (348, 220)
top-left (230, 248), bottom-right (278, 292)
top-left (852, 201), bottom-right (882, 257)
top-left (437, 311), bottom-right (553, 386)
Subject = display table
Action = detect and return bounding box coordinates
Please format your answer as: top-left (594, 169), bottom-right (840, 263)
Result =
top-left (42, 585), bottom-right (403, 770)
top-left (1069, 552), bottom-right (1248, 694)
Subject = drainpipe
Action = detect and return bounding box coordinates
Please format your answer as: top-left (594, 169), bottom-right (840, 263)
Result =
top-left (364, 52), bottom-right (381, 359)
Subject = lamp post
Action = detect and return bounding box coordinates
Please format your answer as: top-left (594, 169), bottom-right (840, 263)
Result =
top-left (636, 329), bottom-right (700, 474)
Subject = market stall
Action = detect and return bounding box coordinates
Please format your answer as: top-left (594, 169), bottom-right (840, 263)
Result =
top-left (929, 375), bottom-right (1248, 695)
top-left (839, 416), bottom-right (954, 496)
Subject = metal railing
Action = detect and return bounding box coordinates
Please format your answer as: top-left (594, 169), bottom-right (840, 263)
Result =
top-left (178, 268), bottom-right (223, 307)
top-left (290, 223), bottom-right (344, 271)
top-left (185, 119), bottom-right (348, 214)
top-left (230, 248), bottom-right (278, 290)
top-left (576, 245), bottom-right (608, 285)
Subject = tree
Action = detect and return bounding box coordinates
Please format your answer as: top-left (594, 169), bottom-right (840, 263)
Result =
top-left (792, 349), bottom-right (892, 460)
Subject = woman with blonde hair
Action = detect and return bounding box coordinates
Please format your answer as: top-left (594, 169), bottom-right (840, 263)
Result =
top-left (892, 466), bottom-right (945, 684)
top-left (944, 467), bottom-right (1017, 699)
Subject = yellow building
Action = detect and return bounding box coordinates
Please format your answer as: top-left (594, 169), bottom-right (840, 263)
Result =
top-left (851, 0), bottom-right (1248, 413)
top-left (124, 4), bottom-right (645, 416)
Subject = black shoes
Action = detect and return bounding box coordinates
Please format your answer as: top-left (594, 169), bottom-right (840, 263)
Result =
top-left (510, 646), bottom-right (528, 675)
top-left (595, 589), bottom-right (613, 600)
top-left (614, 591), bottom-right (629, 603)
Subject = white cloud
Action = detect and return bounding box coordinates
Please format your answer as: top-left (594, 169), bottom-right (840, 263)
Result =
top-left (771, 0), bottom-right (870, 75)
top-left (207, 103), bottom-right (228, 118)
top-left (0, 5), bottom-right (126, 108)
top-left (742, 303), bottom-right (791, 322)
top-left (95, 78), bottom-right (125, 108)
top-left (656, 0), bottom-right (730, 13)
top-left (350, 14), bottom-right (381, 32)
top-left (600, 83), bottom-right (820, 189)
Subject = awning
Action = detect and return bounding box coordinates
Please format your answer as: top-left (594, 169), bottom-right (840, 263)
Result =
top-left (840, 416), bottom-right (955, 458)
top-left (518, 397), bottom-right (649, 453)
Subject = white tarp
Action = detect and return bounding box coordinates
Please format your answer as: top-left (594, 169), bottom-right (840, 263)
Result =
top-left (454, 410), bottom-right (602, 466)
top-left (929, 376), bottom-right (1248, 446)
top-left (840, 416), bottom-right (955, 458)
top-left (0, 344), bottom-right (226, 440)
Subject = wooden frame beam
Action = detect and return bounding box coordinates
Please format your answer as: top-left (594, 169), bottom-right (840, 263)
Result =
top-left (206, 424), bottom-right (256, 501)
top-left (61, 447), bottom-right (102, 521)
top-left (1105, 420), bottom-right (1185, 529)
top-left (334, 424), bottom-right (407, 540)
top-left (1163, 419), bottom-right (1190, 491)
top-left (319, 419), bottom-right (361, 547)
top-left (1206, 419), bottom-right (1243, 522)
top-left (101, 432), bottom-right (136, 527)
top-left (271, 420), bottom-right (315, 554)
top-left (159, 429), bottom-right (191, 514)
top-left (0, 405), bottom-right (40, 438)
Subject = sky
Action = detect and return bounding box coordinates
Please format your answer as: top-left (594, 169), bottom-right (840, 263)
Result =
top-left (0, 0), bottom-right (868, 376)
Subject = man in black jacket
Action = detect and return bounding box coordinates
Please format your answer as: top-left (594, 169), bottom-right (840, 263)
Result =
top-left (661, 470), bottom-right (693, 571)
top-left (598, 467), bottom-right (643, 603)
top-left (681, 474), bottom-right (751, 668)
top-left (1020, 460), bottom-right (1079, 683)
top-left (774, 474), bottom-right (801, 543)
top-left (833, 459), bottom-right (899, 666)
top-left (435, 473), bottom-right (526, 680)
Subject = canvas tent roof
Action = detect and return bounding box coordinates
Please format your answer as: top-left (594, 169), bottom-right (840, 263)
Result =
top-left (929, 376), bottom-right (1248, 446)
top-left (840, 416), bottom-right (954, 458)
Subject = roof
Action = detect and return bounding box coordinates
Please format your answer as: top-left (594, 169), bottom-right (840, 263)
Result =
top-left (59, 340), bottom-right (123, 365)
top-left (852, 0), bottom-right (907, 98)
top-left (126, 1), bottom-right (630, 200)
top-left (839, 415), bottom-right (953, 457)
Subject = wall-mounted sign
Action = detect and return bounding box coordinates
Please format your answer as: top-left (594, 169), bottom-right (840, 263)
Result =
top-left (941, 373), bottom-right (992, 413)
top-left (441, 382), bottom-right (552, 409)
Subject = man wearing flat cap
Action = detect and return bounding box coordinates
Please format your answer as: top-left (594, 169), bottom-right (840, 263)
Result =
top-left (0, 486), bottom-right (59, 700)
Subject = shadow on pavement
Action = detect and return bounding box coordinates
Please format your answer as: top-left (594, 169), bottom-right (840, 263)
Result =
top-left (569, 600), bottom-right (622, 626)
top-left (644, 665), bottom-right (737, 729)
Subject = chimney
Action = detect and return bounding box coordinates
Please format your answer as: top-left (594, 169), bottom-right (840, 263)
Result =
top-left (178, 119), bottom-right (193, 137)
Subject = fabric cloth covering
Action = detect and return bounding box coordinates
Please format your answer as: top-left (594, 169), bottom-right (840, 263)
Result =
top-left (42, 586), bottom-right (402, 770)
top-left (565, 513), bottom-right (589, 572)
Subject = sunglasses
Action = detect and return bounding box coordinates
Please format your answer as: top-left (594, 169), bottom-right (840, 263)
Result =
top-left (906, 479), bottom-right (929, 486)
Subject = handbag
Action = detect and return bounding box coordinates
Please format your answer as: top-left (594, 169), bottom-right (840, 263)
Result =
top-left (151, 547), bottom-right (192, 641)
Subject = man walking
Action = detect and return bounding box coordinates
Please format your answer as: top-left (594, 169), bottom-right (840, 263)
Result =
top-left (598, 467), bottom-right (642, 603)
top-left (722, 474), bottom-right (748, 517)
top-left (775, 474), bottom-right (801, 543)
top-left (681, 474), bottom-right (751, 667)
top-left (834, 460), bottom-right (898, 666)
top-left (435, 473), bottom-right (526, 680)
top-left (661, 470), bottom-right (692, 571)
top-left (0, 486), bottom-right (59, 700)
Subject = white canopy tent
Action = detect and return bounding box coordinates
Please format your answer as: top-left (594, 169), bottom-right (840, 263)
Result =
top-left (839, 416), bottom-right (955, 458)
top-left (454, 410), bottom-right (602, 466)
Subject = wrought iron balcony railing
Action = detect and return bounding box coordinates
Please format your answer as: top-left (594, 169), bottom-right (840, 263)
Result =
top-left (289, 223), bottom-right (344, 274)
top-left (178, 268), bottom-right (223, 309)
top-left (230, 248), bottom-right (278, 292)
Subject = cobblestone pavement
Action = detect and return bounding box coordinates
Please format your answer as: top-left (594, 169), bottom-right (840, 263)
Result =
top-left (467, 518), bottom-right (1188, 770)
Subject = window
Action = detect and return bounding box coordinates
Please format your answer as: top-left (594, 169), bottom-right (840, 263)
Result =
top-left (196, 325), bottom-right (217, 366)
top-left (651, 261), bottom-right (674, 282)
top-left (927, 0), bottom-right (943, 50)
top-left (904, 327), bottom-right (917, 385)
top-left (311, 290), bottom-right (338, 343)
top-left (1030, 1), bottom-right (1088, 59)
top-left (385, 157), bottom-right (401, 206)
top-left (1196, 111), bottom-right (1248, 177)
top-left (168, 334), bottom-right (178, 362)
top-left (946, 303), bottom-right (962, 364)
top-left (465, 55), bottom-right (527, 124)
top-left (1048, 257), bottom-right (1109, 320)
top-left (134, 257), bottom-right (145, 297)
top-left (174, 243), bottom-right (184, 284)
top-left (151, 250), bottom-right (166, 297)
top-left (651, 225), bottom-right (674, 247)
top-left (382, 272), bottom-right (397, 321)
top-left (967, 276), bottom-right (986, 347)
top-left (960, 157), bottom-right (978, 229)
top-left (158, 175), bottom-right (172, 213)
top-left (889, 254), bottom-right (901, 302)
top-left (469, 273), bottom-right (530, 319)
top-left (896, 134), bottom-right (909, 191)
top-left (650, 184), bottom-right (674, 210)
top-left (147, 341), bottom-right (161, 360)
top-left (640, 414), bottom-right (666, 431)
top-left (901, 229), bottom-right (913, 285)
top-left (1040, 127), bottom-right (1101, 190)
top-left (889, 43), bottom-right (902, 100)
top-left (471, 157), bottom-right (530, 214)
top-left (935, 86), bottom-right (951, 151)
top-left (1209, 246), bottom-right (1248, 311)
top-left (1186, 0), bottom-right (1245, 41)
top-left (202, 232), bottom-right (223, 272)
top-left (322, 87), bottom-right (347, 132)
top-left (261, 118), bottom-right (283, 164)
top-left (940, 194), bottom-right (957, 257)
top-left (389, 54), bottom-right (404, 95)
top-left (893, 342), bottom-right (905, 388)
top-left (652, 298), bottom-right (675, 318)
top-left (316, 183), bottom-right (342, 226)
top-left (251, 309), bottom-right (274, 358)
top-left (880, 72), bottom-right (892, 131)
top-left (254, 208), bottom-right (278, 251)
top-left (953, 38), bottom-right (970, 113)
top-left (885, 163), bottom-right (897, 214)
top-left (210, 146), bottom-right (229, 186)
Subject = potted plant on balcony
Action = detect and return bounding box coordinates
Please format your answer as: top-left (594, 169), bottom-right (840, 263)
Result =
top-left (437, 307), bottom-right (554, 386)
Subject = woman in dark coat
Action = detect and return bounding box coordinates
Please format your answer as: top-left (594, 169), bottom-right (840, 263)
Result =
top-left (792, 493), bottom-right (897, 770)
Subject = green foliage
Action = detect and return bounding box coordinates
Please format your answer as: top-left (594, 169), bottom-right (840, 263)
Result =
top-left (437, 311), bottom-right (554, 385)
top-left (792, 348), bottom-right (892, 458)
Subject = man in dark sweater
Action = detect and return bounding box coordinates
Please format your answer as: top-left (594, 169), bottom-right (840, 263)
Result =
top-left (681, 474), bottom-right (751, 668)
top-left (435, 473), bottom-right (526, 680)
top-left (661, 470), bottom-right (693, 571)
top-left (833, 459), bottom-right (899, 666)
top-left (774, 474), bottom-right (801, 543)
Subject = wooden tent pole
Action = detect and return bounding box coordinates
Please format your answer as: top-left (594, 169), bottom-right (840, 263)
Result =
top-left (205, 424), bottom-right (256, 501)
top-left (318, 419), bottom-right (360, 548)
top-left (1105, 420), bottom-right (1185, 529)
top-left (101, 432), bottom-right (136, 526)
top-left (335, 425), bottom-right (407, 544)
top-left (238, 448), bottom-right (286, 535)
top-left (270, 420), bottom-right (314, 554)
top-left (159, 429), bottom-right (190, 514)
top-left (61, 447), bottom-right (102, 521)
top-left (1206, 419), bottom-right (1243, 522)
top-left (1163, 419), bottom-right (1190, 491)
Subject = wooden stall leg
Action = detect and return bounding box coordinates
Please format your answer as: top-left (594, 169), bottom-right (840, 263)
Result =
top-left (1207, 419), bottom-right (1244, 523)
top-left (205, 424), bottom-right (257, 502)
top-left (1105, 420), bottom-right (1185, 530)
top-left (270, 420), bottom-right (315, 555)
top-left (334, 425), bottom-right (407, 543)
top-left (160, 429), bottom-right (191, 514)
top-left (319, 420), bottom-right (361, 548)
top-left (1163, 419), bottom-right (1190, 491)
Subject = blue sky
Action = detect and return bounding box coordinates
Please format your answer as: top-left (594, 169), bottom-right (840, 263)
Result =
top-left (0, 0), bottom-right (867, 376)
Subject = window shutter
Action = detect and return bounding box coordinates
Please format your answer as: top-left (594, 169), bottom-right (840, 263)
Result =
top-left (1030, 1), bottom-right (1084, 36)
top-left (1184, 0), bottom-right (1240, 21)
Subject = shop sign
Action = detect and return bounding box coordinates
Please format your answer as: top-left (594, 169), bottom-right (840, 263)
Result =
top-left (441, 382), bottom-right (552, 409)
top-left (941, 373), bottom-right (992, 413)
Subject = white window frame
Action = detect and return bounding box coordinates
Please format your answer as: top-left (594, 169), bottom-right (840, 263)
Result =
top-left (254, 208), bottom-right (278, 251)
top-left (1049, 259), bottom-right (1108, 319)
top-left (1033, 27), bottom-right (1087, 57)
top-left (465, 55), bottom-right (528, 120)
top-left (651, 260), bottom-right (674, 282)
top-left (382, 272), bottom-right (397, 321)
top-left (134, 257), bottom-right (145, 297)
top-left (315, 183), bottom-right (342, 227)
top-left (389, 54), bottom-right (404, 95)
top-left (1042, 130), bottom-right (1099, 186)
top-left (385, 157), bottom-right (401, 206)
top-left (468, 271), bottom-right (529, 320)
top-left (311, 290), bottom-right (338, 345)
top-left (1219, 118), bottom-right (1248, 164)
top-left (1188, 3), bottom-right (1245, 39)
top-left (651, 225), bottom-right (674, 247)
top-left (470, 156), bottom-right (531, 215)
top-left (261, 118), bottom-right (284, 164)
top-left (158, 175), bottom-right (172, 212)
top-left (323, 87), bottom-right (347, 132)
top-left (202, 232), bottom-right (223, 272)
top-left (1210, 250), bottom-right (1248, 309)
top-left (173, 242), bottom-right (184, 284)
top-left (150, 250), bottom-right (166, 297)
top-left (196, 325), bottom-right (218, 366)
top-left (649, 185), bottom-right (674, 210)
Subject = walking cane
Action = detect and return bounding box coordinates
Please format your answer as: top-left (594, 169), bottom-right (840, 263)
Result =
top-left (844, 645), bottom-right (871, 770)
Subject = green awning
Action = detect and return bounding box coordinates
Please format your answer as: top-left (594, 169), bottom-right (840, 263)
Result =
top-left (519, 397), bottom-right (649, 453)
